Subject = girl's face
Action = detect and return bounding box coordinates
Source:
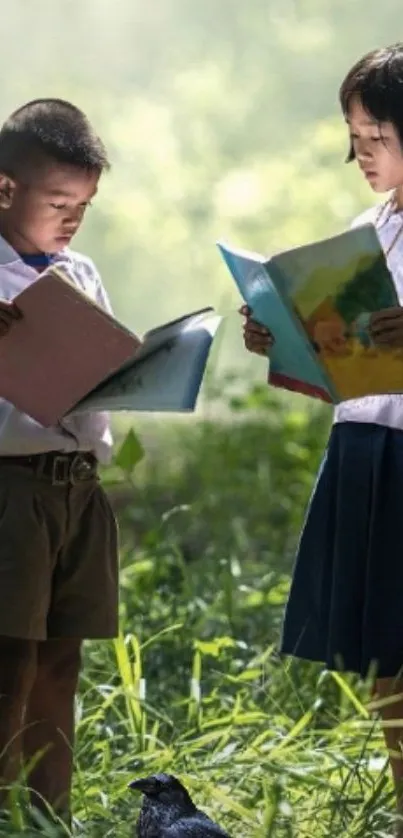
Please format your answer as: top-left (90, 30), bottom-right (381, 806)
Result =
top-left (347, 95), bottom-right (403, 194)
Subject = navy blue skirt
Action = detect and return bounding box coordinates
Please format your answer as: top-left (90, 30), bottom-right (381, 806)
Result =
top-left (280, 422), bottom-right (403, 678)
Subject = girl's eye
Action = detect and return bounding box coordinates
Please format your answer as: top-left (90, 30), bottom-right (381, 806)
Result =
top-left (350, 134), bottom-right (384, 144)
top-left (50, 202), bottom-right (66, 210)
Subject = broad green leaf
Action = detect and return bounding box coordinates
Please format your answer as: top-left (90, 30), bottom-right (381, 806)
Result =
top-left (114, 428), bottom-right (144, 472)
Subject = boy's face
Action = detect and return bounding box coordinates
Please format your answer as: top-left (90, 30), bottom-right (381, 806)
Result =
top-left (0, 161), bottom-right (100, 254)
top-left (347, 95), bottom-right (403, 194)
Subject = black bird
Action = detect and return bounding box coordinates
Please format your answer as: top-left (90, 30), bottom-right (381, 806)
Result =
top-left (129, 772), bottom-right (232, 837)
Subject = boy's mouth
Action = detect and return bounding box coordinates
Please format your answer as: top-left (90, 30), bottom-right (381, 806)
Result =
top-left (55, 234), bottom-right (73, 244)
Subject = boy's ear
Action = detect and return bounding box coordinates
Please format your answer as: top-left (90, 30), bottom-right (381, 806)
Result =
top-left (0, 174), bottom-right (15, 209)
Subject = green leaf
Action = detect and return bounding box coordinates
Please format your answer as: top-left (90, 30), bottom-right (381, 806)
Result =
top-left (194, 637), bottom-right (237, 658)
top-left (114, 428), bottom-right (144, 473)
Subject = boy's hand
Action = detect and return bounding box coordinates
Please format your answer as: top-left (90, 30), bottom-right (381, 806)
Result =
top-left (0, 300), bottom-right (22, 337)
top-left (370, 307), bottom-right (403, 347)
top-left (240, 304), bottom-right (274, 356)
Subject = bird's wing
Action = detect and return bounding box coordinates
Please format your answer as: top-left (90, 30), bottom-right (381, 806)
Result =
top-left (161, 816), bottom-right (232, 837)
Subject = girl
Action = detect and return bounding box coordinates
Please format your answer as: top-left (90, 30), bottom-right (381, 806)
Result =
top-left (242, 43), bottom-right (403, 831)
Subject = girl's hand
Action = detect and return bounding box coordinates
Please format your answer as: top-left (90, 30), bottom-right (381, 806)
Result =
top-left (370, 307), bottom-right (403, 347)
top-left (239, 304), bottom-right (274, 356)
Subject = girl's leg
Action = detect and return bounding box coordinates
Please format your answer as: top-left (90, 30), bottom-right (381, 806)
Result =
top-left (375, 677), bottom-right (403, 835)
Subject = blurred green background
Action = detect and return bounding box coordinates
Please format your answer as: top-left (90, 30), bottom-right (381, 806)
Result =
top-left (3, 4), bottom-right (403, 836)
top-left (1, 0), bottom-right (391, 347)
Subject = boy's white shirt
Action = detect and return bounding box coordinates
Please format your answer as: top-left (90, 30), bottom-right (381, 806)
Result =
top-left (334, 203), bottom-right (403, 430)
top-left (0, 235), bottom-right (113, 462)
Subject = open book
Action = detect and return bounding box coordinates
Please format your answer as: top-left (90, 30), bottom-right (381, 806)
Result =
top-left (218, 223), bottom-right (402, 403)
top-left (0, 266), bottom-right (221, 426)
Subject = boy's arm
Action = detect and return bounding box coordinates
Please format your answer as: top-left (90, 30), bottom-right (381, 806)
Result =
top-left (91, 264), bottom-right (114, 316)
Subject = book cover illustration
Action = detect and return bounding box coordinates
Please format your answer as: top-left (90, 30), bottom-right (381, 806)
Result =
top-left (218, 224), bottom-right (402, 403)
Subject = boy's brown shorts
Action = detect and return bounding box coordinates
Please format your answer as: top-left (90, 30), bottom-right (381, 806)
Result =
top-left (0, 452), bottom-right (119, 641)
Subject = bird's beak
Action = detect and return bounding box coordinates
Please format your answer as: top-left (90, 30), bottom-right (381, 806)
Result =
top-left (128, 777), bottom-right (156, 794)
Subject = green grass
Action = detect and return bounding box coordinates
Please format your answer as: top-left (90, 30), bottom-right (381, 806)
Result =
top-left (1, 390), bottom-right (400, 836)
top-left (6, 561), bottom-right (397, 837)
top-left (71, 630), bottom-right (394, 838)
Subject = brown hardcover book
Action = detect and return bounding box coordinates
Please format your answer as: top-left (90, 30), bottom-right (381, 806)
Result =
top-left (0, 266), bottom-right (219, 425)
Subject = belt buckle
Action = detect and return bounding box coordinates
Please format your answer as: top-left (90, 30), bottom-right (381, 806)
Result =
top-left (51, 455), bottom-right (71, 486)
top-left (70, 454), bottom-right (94, 485)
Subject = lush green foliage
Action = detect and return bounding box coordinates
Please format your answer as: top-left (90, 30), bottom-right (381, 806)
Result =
top-left (1, 0), bottom-right (399, 350)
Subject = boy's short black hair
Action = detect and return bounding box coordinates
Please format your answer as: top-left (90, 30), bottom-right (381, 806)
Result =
top-left (0, 98), bottom-right (110, 178)
top-left (339, 43), bottom-right (403, 162)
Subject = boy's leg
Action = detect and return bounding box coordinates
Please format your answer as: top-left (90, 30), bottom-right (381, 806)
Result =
top-left (0, 458), bottom-right (117, 824)
top-left (23, 637), bottom-right (82, 823)
top-left (0, 465), bottom-right (68, 812)
top-left (0, 637), bottom-right (37, 796)
top-left (22, 477), bottom-right (118, 823)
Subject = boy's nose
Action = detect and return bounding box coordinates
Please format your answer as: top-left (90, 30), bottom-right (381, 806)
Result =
top-left (63, 205), bottom-right (86, 225)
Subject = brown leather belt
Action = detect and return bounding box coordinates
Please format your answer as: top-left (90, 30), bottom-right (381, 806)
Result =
top-left (0, 450), bottom-right (98, 485)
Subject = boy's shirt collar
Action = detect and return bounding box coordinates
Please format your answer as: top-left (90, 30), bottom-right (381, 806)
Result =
top-left (0, 234), bottom-right (59, 268)
top-left (19, 252), bottom-right (55, 269)
top-left (0, 235), bottom-right (23, 266)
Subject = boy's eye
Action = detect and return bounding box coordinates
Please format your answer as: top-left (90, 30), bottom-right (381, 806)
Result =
top-left (49, 201), bottom-right (92, 211)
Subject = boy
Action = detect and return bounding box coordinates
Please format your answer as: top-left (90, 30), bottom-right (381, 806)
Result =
top-left (0, 98), bottom-right (119, 825)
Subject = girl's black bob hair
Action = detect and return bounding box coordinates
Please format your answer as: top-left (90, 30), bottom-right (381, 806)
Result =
top-left (339, 43), bottom-right (403, 161)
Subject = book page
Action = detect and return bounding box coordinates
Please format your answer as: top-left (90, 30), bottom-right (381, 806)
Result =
top-left (69, 312), bottom-right (221, 414)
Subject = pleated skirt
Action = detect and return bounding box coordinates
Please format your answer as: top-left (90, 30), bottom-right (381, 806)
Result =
top-left (280, 422), bottom-right (403, 678)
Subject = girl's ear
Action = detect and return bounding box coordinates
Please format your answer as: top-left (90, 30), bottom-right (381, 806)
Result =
top-left (0, 174), bottom-right (16, 209)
